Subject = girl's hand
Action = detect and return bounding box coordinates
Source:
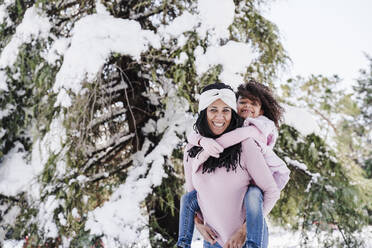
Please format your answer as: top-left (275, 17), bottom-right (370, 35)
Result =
top-left (223, 225), bottom-right (246, 248)
top-left (194, 216), bottom-right (219, 245)
top-left (199, 137), bottom-right (223, 158)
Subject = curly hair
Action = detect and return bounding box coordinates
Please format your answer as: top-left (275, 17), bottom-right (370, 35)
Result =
top-left (188, 83), bottom-right (244, 173)
top-left (237, 79), bottom-right (284, 128)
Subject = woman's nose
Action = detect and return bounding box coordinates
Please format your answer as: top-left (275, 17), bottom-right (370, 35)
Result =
top-left (215, 112), bottom-right (224, 119)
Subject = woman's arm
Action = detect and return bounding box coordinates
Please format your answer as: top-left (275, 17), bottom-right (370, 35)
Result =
top-left (241, 138), bottom-right (280, 216)
top-left (183, 144), bottom-right (219, 244)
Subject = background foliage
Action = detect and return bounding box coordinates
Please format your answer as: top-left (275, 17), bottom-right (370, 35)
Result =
top-left (0, 0), bottom-right (370, 247)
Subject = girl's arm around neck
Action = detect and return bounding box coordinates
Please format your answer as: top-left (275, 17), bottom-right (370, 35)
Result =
top-left (216, 126), bottom-right (266, 149)
top-left (187, 132), bottom-right (203, 146)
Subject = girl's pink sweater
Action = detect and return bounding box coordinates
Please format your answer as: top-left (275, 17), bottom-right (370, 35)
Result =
top-left (183, 136), bottom-right (280, 246)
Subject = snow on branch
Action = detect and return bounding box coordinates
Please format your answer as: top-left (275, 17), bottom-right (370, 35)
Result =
top-left (52, 12), bottom-right (161, 107)
top-left (284, 157), bottom-right (321, 192)
top-left (85, 86), bottom-right (191, 246)
top-left (0, 6), bottom-right (51, 68)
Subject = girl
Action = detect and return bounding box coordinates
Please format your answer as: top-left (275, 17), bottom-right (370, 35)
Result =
top-left (177, 81), bottom-right (290, 248)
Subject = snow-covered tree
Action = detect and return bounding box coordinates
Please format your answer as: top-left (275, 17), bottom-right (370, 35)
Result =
top-left (0, 0), bottom-right (370, 247)
top-left (0, 0), bottom-right (287, 247)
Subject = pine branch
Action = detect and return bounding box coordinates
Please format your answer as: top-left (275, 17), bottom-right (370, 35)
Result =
top-left (87, 158), bottom-right (132, 183)
top-left (83, 133), bottom-right (134, 172)
top-left (0, 193), bottom-right (19, 203)
top-left (87, 108), bottom-right (127, 129)
top-left (130, 6), bottom-right (164, 20)
top-left (312, 108), bottom-right (339, 136)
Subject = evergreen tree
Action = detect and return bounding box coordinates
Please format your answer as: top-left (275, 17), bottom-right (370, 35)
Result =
top-left (0, 0), bottom-right (370, 247)
top-left (0, 0), bottom-right (288, 247)
top-left (353, 55), bottom-right (372, 179)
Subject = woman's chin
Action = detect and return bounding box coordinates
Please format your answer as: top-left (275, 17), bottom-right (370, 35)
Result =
top-left (211, 128), bottom-right (227, 136)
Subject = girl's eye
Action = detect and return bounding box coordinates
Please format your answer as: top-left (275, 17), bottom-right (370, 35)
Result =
top-left (210, 109), bottom-right (217, 112)
top-left (223, 109), bottom-right (231, 112)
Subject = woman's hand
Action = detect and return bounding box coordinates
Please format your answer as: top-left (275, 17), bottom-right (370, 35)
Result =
top-left (194, 215), bottom-right (219, 245)
top-left (223, 224), bottom-right (246, 248)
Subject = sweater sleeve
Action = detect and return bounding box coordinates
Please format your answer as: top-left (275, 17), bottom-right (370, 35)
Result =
top-left (183, 144), bottom-right (195, 192)
top-left (215, 126), bottom-right (266, 149)
top-left (241, 138), bottom-right (280, 216)
top-left (187, 131), bottom-right (202, 147)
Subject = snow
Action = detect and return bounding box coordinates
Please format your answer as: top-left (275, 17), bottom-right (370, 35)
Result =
top-left (158, 11), bottom-right (199, 40)
top-left (85, 86), bottom-right (191, 247)
top-left (71, 208), bottom-right (80, 219)
top-left (0, 70), bottom-right (7, 91)
top-left (36, 195), bottom-right (64, 238)
top-left (52, 12), bottom-right (161, 107)
top-left (197, 0), bottom-right (235, 42)
top-left (0, 6), bottom-right (51, 68)
top-left (0, 104), bottom-right (14, 119)
top-left (3, 240), bottom-right (24, 248)
top-left (0, 142), bottom-right (34, 196)
top-left (191, 224), bottom-right (372, 248)
top-left (0, 5), bottom-right (7, 22)
top-left (195, 41), bottom-right (256, 88)
top-left (0, 1), bottom-right (12, 26)
top-left (175, 51), bottom-right (189, 64)
top-left (44, 37), bottom-right (70, 65)
top-left (0, 205), bottom-right (21, 241)
top-left (282, 104), bottom-right (321, 136)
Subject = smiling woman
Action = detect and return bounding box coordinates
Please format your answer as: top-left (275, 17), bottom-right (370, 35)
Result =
top-left (206, 99), bottom-right (232, 136)
top-left (178, 82), bottom-right (281, 248)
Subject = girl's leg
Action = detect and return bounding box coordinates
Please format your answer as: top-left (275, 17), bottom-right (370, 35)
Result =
top-left (243, 186), bottom-right (268, 248)
top-left (177, 190), bottom-right (200, 248)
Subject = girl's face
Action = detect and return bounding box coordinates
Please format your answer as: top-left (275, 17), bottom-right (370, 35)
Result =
top-left (206, 99), bottom-right (232, 135)
top-left (237, 96), bottom-right (263, 119)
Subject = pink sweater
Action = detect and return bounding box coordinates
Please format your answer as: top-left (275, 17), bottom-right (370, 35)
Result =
top-left (187, 115), bottom-right (290, 190)
top-left (183, 137), bottom-right (280, 246)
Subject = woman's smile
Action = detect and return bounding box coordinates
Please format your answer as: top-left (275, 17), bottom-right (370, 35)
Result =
top-left (207, 99), bottom-right (232, 135)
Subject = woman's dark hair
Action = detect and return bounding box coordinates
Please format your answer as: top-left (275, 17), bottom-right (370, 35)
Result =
top-left (188, 83), bottom-right (244, 173)
top-left (237, 79), bottom-right (284, 128)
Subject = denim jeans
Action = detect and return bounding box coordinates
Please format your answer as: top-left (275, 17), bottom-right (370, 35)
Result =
top-left (177, 186), bottom-right (268, 248)
top-left (244, 186), bottom-right (268, 248)
top-left (177, 190), bottom-right (200, 248)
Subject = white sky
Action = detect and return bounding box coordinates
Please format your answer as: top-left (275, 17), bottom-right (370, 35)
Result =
top-left (264, 0), bottom-right (372, 88)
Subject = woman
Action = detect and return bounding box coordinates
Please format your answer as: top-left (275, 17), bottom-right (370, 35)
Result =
top-left (182, 83), bottom-right (280, 248)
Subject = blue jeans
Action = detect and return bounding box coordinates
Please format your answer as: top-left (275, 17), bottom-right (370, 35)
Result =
top-left (177, 186), bottom-right (268, 248)
top-left (177, 190), bottom-right (200, 248)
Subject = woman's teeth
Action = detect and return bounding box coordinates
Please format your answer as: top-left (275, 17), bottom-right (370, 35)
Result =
top-left (213, 122), bottom-right (224, 127)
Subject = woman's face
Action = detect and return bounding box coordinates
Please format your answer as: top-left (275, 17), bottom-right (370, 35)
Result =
top-left (237, 96), bottom-right (263, 119)
top-left (206, 99), bottom-right (232, 135)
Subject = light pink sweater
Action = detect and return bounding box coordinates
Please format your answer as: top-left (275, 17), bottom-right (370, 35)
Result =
top-left (187, 115), bottom-right (290, 190)
top-left (183, 136), bottom-right (280, 245)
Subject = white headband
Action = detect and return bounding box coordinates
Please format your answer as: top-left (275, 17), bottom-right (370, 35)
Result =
top-left (198, 88), bottom-right (237, 113)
